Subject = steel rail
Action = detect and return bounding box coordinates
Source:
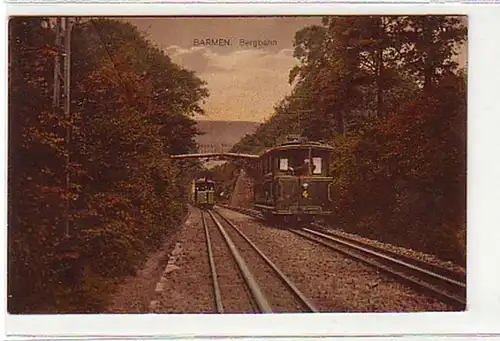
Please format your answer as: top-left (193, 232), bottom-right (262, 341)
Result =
top-left (217, 204), bottom-right (263, 221)
top-left (213, 209), bottom-right (319, 313)
top-left (304, 227), bottom-right (466, 289)
top-left (291, 228), bottom-right (465, 308)
top-left (224, 203), bottom-right (465, 285)
top-left (218, 204), bottom-right (466, 308)
top-left (220, 204), bottom-right (465, 286)
top-left (309, 223), bottom-right (466, 284)
top-left (207, 210), bottom-right (273, 313)
top-left (200, 210), bottom-right (224, 313)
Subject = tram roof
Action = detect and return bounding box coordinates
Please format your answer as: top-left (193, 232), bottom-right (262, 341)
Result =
top-left (195, 179), bottom-right (215, 184)
top-left (262, 143), bottom-right (335, 155)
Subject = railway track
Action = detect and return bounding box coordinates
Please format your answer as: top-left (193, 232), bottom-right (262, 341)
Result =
top-left (200, 210), bottom-right (225, 313)
top-left (309, 222), bottom-right (466, 284)
top-left (217, 204), bottom-right (466, 309)
top-left (201, 208), bottom-right (318, 313)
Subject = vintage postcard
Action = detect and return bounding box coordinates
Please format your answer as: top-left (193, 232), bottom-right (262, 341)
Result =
top-left (8, 15), bottom-right (467, 316)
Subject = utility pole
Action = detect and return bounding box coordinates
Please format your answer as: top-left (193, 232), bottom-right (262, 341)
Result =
top-left (294, 109), bottom-right (314, 133)
top-left (290, 95), bottom-right (315, 135)
top-left (53, 17), bottom-right (73, 238)
top-left (52, 17), bottom-right (62, 109)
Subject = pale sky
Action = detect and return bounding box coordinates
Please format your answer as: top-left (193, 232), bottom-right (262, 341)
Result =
top-left (124, 17), bottom-right (467, 123)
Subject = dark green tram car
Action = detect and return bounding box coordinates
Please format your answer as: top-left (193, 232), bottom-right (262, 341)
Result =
top-left (194, 179), bottom-right (215, 208)
top-left (253, 136), bottom-right (335, 224)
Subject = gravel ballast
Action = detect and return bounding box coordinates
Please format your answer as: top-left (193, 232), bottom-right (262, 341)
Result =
top-left (152, 208), bottom-right (216, 313)
top-left (216, 207), bottom-right (455, 312)
top-left (214, 211), bottom-right (312, 313)
top-left (203, 211), bottom-right (258, 313)
top-left (152, 208), bottom-right (259, 313)
top-left (320, 223), bottom-right (466, 276)
top-left (107, 204), bottom-right (458, 313)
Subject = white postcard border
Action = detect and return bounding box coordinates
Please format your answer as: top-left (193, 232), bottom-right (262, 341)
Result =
top-left (2, 3), bottom-right (500, 339)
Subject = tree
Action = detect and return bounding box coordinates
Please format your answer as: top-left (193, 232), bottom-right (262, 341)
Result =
top-left (8, 17), bottom-right (209, 313)
top-left (225, 15), bottom-right (467, 264)
top-left (394, 16), bottom-right (466, 92)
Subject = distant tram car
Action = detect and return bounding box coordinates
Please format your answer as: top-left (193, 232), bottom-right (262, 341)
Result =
top-left (194, 178), bottom-right (215, 208)
top-left (253, 135), bottom-right (335, 225)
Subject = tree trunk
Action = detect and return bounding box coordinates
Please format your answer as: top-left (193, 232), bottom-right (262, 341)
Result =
top-left (422, 17), bottom-right (434, 93)
top-left (335, 110), bottom-right (345, 135)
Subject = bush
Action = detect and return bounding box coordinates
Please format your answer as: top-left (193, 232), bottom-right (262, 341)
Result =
top-left (8, 17), bottom-right (208, 313)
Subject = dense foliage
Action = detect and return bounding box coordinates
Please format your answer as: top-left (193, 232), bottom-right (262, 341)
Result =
top-left (229, 16), bottom-right (467, 264)
top-left (8, 17), bottom-right (207, 313)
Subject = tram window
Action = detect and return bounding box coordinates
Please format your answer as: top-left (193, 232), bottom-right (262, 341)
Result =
top-left (312, 157), bottom-right (322, 174)
top-left (279, 158), bottom-right (289, 171)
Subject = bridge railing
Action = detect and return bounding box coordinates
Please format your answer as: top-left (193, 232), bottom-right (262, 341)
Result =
top-left (197, 143), bottom-right (234, 154)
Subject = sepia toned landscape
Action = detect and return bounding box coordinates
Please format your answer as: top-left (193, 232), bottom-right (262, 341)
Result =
top-left (8, 15), bottom-right (467, 314)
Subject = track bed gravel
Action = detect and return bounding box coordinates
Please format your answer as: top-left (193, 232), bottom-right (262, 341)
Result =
top-left (204, 211), bottom-right (258, 313)
top-left (217, 207), bottom-right (456, 312)
top-left (152, 207), bottom-right (215, 313)
top-left (317, 221), bottom-right (466, 276)
top-left (214, 210), bottom-right (311, 313)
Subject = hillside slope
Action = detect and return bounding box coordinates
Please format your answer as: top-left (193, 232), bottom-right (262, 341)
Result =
top-left (195, 120), bottom-right (260, 151)
top-left (194, 120), bottom-right (260, 168)
top-left (230, 169), bottom-right (254, 208)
